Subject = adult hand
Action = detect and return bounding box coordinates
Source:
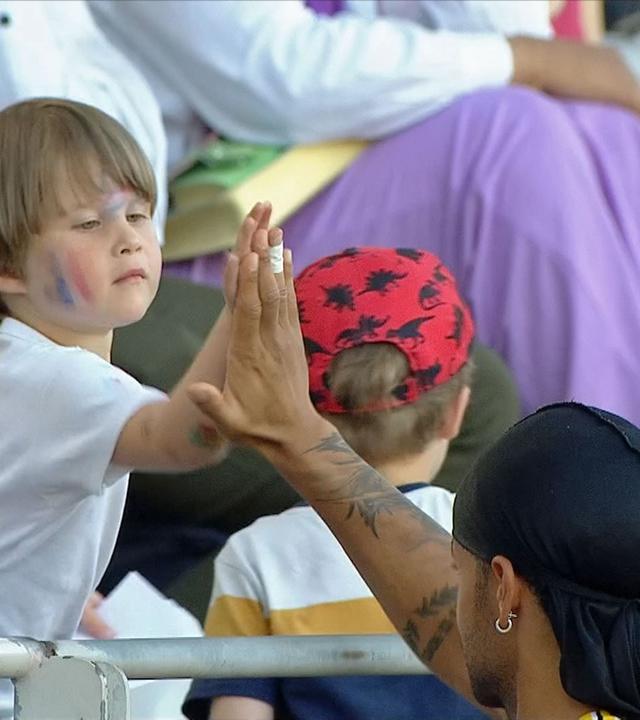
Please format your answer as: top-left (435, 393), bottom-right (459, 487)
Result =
top-left (188, 242), bottom-right (322, 453)
top-left (224, 201), bottom-right (283, 308)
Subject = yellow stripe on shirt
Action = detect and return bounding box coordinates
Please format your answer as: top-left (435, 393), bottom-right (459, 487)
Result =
top-left (206, 595), bottom-right (395, 637)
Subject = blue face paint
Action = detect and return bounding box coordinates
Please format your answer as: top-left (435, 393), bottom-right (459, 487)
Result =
top-left (49, 255), bottom-right (74, 306)
top-left (55, 273), bottom-right (74, 306)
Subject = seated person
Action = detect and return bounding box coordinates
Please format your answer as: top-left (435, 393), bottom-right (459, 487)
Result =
top-left (92, 0), bottom-right (640, 426)
top-left (183, 247), bottom-right (489, 720)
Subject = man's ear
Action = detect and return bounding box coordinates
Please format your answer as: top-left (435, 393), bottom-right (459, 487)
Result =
top-left (491, 555), bottom-right (522, 620)
top-left (438, 385), bottom-right (471, 440)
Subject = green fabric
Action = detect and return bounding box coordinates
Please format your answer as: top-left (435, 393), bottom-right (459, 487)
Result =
top-left (111, 277), bottom-right (520, 619)
top-left (171, 140), bottom-right (285, 191)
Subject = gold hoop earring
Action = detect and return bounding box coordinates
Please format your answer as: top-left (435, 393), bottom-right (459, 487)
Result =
top-left (495, 611), bottom-right (517, 634)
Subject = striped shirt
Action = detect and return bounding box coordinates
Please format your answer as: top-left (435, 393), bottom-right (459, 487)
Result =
top-left (183, 483), bottom-right (485, 720)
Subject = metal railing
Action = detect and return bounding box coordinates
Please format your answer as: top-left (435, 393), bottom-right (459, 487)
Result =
top-left (0, 635), bottom-right (429, 719)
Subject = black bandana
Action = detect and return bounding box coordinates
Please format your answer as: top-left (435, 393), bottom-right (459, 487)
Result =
top-left (453, 403), bottom-right (640, 718)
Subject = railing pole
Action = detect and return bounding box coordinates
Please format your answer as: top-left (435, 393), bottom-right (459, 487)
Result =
top-left (0, 635), bottom-right (428, 681)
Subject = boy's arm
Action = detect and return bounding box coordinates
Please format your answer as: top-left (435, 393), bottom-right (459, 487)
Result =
top-left (112, 203), bottom-right (281, 471)
top-left (186, 249), bottom-right (503, 717)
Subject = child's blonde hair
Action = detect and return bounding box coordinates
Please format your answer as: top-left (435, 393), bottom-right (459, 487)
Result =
top-left (0, 98), bottom-right (156, 278)
top-left (324, 344), bottom-right (473, 466)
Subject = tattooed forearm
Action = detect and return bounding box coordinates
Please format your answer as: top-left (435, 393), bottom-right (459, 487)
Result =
top-left (303, 431), bottom-right (452, 542)
top-left (303, 432), bottom-right (358, 458)
top-left (422, 607), bottom-right (457, 663)
top-left (415, 586), bottom-right (458, 618)
top-left (403, 589), bottom-right (458, 666)
top-left (402, 618), bottom-right (421, 656)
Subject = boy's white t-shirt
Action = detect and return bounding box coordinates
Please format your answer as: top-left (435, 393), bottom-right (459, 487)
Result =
top-left (0, 318), bottom-right (166, 710)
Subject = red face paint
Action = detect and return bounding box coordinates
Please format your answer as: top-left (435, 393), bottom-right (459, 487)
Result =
top-left (66, 253), bottom-right (93, 303)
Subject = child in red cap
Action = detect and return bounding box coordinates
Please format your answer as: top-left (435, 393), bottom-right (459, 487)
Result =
top-left (184, 248), bottom-right (487, 720)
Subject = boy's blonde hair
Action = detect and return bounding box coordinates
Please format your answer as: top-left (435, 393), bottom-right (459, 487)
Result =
top-left (0, 98), bottom-right (157, 278)
top-left (325, 343), bottom-right (473, 466)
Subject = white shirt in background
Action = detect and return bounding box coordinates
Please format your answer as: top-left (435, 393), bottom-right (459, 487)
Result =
top-left (90, 0), bottom-right (551, 171)
top-left (0, 0), bottom-right (168, 235)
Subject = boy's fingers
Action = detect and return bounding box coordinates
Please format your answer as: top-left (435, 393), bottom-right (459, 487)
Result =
top-left (223, 252), bottom-right (239, 307)
top-left (257, 201), bottom-right (272, 230)
top-left (267, 226), bottom-right (282, 248)
top-left (236, 213), bottom-right (258, 257)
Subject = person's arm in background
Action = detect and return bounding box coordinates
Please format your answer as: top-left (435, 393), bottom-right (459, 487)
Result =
top-left (90, 0), bottom-right (515, 144)
top-left (186, 244), bottom-right (504, 719)
top-left (510, 34), bottom-right (640, 113)
top-left (91, 0), bottom-right (639, 152)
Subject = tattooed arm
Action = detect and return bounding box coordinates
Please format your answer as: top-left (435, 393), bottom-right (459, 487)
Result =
top-left (272, 426), bottom-right (480, 702)
top-left (187, 246), bottom-right (503, 716)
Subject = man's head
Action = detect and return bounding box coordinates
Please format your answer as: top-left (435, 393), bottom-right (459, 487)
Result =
top-left (0, 98), bottom-right (160, 333)
top-left (452, 403), bottom-right (640, 717)
top-left (294, 247), bottom-right (474, 467)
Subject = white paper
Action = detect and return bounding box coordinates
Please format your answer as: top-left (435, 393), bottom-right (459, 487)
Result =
top-left (75, 572), bottom-right (203, 719)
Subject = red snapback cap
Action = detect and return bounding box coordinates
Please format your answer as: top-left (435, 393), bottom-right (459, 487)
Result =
top-left (295, 247), bottom-right (474, 413)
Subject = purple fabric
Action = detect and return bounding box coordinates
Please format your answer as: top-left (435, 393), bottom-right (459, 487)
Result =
top-left (304, 0), bottom-right (343, 15)
top-left (165, 87), bottom-right (640, 424)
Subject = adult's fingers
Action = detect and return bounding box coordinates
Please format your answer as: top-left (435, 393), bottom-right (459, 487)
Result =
top-left (232, 251), bottom-right (262, 344)
top-left (251, 225), bottom-right (269, 254)
top-left (257, 245), bottom-right (281, 334)
top-left (187, 382), bottom-right (238, 441)
top-left (284, 248), bottom-right (301, 330)
top-left (267, 226), bottom-right (282, 248)
top-left (268, 228), bottom-right (284, 275)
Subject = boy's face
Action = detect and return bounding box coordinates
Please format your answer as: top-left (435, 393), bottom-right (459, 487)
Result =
top-left (5, 175), bottom-right (161, 339)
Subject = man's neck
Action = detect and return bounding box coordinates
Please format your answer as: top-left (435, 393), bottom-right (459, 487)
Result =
top-left (511, 605), bottom-right (594, 720)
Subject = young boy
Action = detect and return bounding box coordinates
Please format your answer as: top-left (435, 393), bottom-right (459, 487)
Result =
top-left (183, 247), bottom-right (489, 720)
top-left (0, 98), bottom-right (279, 709)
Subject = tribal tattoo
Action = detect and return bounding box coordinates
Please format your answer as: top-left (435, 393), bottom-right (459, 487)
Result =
top-left (402, 593), bottom-right (458, 664)
top-left (303, 431), bottom-right (451, 543)
top-left (414, 585), bottom-right (458, 618)
top-left (305, 430), bottom-right (459, 664)
top-left (422, 606), bottom-right (457, 663)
